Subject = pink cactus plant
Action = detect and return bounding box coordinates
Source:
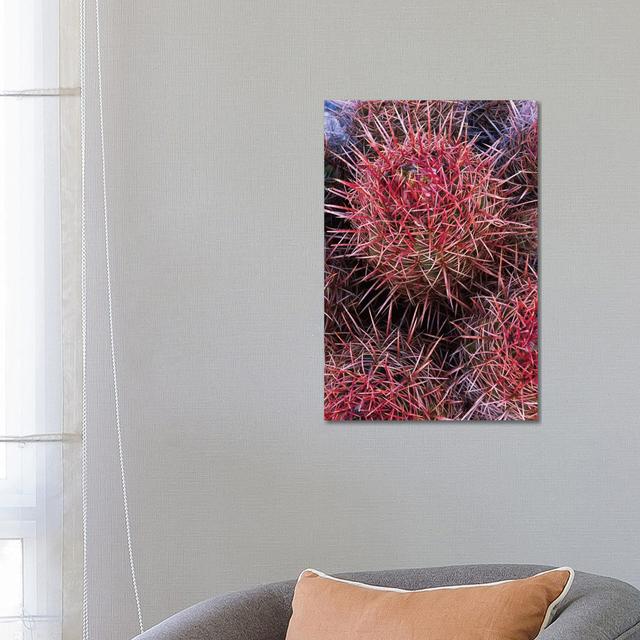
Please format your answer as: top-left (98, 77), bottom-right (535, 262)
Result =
top-left (324, 100), bottom-right (538, 421)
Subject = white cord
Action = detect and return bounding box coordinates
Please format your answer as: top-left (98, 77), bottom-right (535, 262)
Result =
top-left (79, 0), bottom-right (89, 637)
top-left (94, 0), bottom-right (145, 633)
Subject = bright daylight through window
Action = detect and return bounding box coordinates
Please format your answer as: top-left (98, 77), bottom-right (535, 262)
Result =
top-left (1, 2), bottom-right (81, 639)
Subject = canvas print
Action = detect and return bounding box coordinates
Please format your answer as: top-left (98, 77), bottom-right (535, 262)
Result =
top-left (324, 100), bottom-right (538, 421)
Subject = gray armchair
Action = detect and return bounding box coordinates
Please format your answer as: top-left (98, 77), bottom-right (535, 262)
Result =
top-left (135, 564), bottom-right (640, 640)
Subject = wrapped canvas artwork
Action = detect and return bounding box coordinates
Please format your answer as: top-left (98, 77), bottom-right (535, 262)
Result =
top-left (324, 100), bottom-right (538, 421)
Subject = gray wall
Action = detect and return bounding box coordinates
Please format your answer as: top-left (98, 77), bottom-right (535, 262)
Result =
top-left (84, 1), bottom-right (640, 638)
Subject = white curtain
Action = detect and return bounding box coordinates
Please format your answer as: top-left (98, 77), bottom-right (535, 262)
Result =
top-left (0, 1), bottom-right (82, 638)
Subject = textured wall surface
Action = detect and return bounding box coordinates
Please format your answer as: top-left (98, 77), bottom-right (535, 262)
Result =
top-left (83, 1), bottom-right (640, 638)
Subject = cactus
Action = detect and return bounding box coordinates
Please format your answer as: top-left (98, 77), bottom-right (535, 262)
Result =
top-left (454, 268), bottom-right (538, 420)
top-left (328, 115), bottom-right (525, 310)
top-left (499, 101), bottom-right (538, 251)
top-left (324, 100), bottom-right (538, 421)
top-left (324, 330), bottom-right (457, 421)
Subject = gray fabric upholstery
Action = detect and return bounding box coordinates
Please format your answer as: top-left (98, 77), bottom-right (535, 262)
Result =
top-left (134, 564), bottom-right (640, 640)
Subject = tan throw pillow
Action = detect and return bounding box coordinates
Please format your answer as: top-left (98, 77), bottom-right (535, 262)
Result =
top-left (285, 567), bottom-right (574, 640)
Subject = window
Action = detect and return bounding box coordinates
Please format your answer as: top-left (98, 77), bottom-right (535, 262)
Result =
top-left (1, 2), bottom-right (81, 639)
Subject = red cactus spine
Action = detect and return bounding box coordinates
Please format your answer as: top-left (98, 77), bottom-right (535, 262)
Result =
top-left (328, 119), bottom-right (524, 311)
top-left (324, 331), bottom-right (456, 421)
top-left (454, 271), bottom-right (538, 420)
top-left (324, 100), bottom-right (538, 422)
